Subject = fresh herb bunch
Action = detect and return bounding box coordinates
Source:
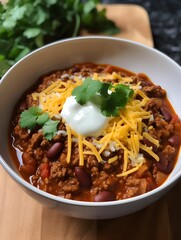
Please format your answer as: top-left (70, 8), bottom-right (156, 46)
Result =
top-left (72, 77), bottom-right (134, 117)
top-left (0, 0), bottom-right (119, 77)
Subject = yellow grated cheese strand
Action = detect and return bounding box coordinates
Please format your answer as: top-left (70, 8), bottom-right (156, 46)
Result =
top-left (112, 72), bottom-right (133, 83)
top-left (41, 79), bottom-right (62, 94)
top-left (108, 156), bottom-right (118, 164)
top-left (32, 93), bottom-right (39, 101)
top-left (139, 143), bottom-right (159, 161)
top-left (78, 134), bottom-right (84, 166)
top-left (117, 162), bottom-right (143, 177)
top-left (115, 139), bottom-right (132, 156)
top-left (99, 122), bottom-right (116, 154)
top-left (143, 132), bottom-right (160, 147)
top-left (134, 134), bottom-right (140, 156)
top-left (97, 133), bottom-right (111, 144)
top-left (66, 124), bottom-right (72, 164)
top-left (137, 89), bottom-right (149, 100)
top-left (123, 150), bottom-right (128, 172)
top-left (131, 133), bottom-right (137, 157)
top-left (120, 114), bottom-right (134, 129)
top-left (36, 78), bottom-right (82, 117)
top-left (83, 139), bottom-right (103, 162)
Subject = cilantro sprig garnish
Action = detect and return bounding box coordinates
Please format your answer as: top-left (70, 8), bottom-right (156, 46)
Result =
top-left (72, 77), bottom-right (102, 105)
top-left (20, 107), bottom-right (59, 140)
top-left (72, 78), bottom-right (134, 117)
top-left (42, 119), bottom-right (59, 141)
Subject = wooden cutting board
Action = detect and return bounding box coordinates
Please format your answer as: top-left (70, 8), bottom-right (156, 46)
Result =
top-left (0, 4), bottom-right (162, 240)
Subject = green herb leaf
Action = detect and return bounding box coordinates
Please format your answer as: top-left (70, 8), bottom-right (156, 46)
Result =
top-left (101, 84), bottom-right (134, 116)
top-left (20, 106), bottom-right (59, 140)
top-left (42, 119), bottom-right (59, 140)
top-left (0, 0), bottom-right (120, 78)
top-left (36, 112), bottom-right (49, 125)
top-left (99, 82), bottom-right (111, 99)
top-left (20, 107), bottom-right (42, 130)
top-left (72, 78), bottom-right (134, 117)
top-left (23, 28), bottom-right (41, 39)
top-left (72, 77), bottom-right (102, 105)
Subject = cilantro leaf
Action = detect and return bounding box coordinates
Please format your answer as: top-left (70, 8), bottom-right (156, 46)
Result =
top-left (42, 119), bottom-right (59, 140)
top-left (72, 78), bottom-right (134, 117)
top-left (72, 77), bottom-right (102, 105)
top-left (20, 106), bottom-right (59, 140)
top-left (101, 84), bottom-right (134, 117)
top-left (36, 112), bottom-right (49, 125)
top-left (0, 0), bottom-right (119, 78)
top-left (99, 82), bottom-right (111, 99)
top-left (20, 107), bottom-right (43, 130)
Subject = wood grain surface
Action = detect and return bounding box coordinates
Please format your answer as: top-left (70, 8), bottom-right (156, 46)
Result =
top-left (81, 4), bottom-right (153, 47)
top-left (2, 4), bottom-right (179, 240)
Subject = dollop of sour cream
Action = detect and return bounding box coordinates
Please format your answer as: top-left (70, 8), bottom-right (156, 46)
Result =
top-left (61, 96), bottom-right (109, 137)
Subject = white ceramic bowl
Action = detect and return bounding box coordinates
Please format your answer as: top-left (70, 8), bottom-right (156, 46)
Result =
top-left (0, 36), bottom-right (181, 219)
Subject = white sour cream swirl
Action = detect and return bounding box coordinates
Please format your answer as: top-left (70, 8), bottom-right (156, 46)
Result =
top-left (61, 96), bottom-right (109, 137)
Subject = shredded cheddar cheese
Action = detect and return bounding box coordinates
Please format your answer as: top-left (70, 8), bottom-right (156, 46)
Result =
top-left (34, 78), bottom-right (82, 118)
top-left (32, 70), bottom-right (160, 178)
top-left (99, 122), bottom-right (116, 154)
top-left (139, 143), bottom-right (159, 161)
top-left (117, 162), bottom-right (143, 177)
top-left (143, 132), bottom-right (159, 147)
top-left (66, 124), bottom-right (72, 164)
top-left (78, 134), bottom-right (84, 166)
top-left (83, 139), bottom-right (103, 162)
top-left (108, 155), bottom-right (118, 164)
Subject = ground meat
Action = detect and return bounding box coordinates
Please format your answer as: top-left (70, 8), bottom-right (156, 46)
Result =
top-left (145, 98), bottom-right (162, 112)
top-left (85, 154), bottom-right (99, 169)
top-left (92, 171), bottom-right (119, 193)
top-left (27, 132), bottom-right (43, 152)
top-left (10, 62), bottom-right (181, 202)
top-left (49, 161), bottom-right (67, 179)
top-left (26, 94), bottom-right (38, 107)
top-left (163, 145), bottom-right (176, 159)
top-left (40, 139), bottom-right (51, 148)
top-left (37, 71), bottom-right (62, 92)
top-left (33, 148), bottom-right (45, 161)
top-left (13, 124), bottom-right (30, 140)
top-left (122, 176), bottom-right (147, 199)
top-left (142, 85), bottom-right (166, 98)
top-left (58, 178), bottom-right (80, 194)
top-left (153, 115), bottom-right (174, 138)
top-left (133, 73), bottom-right (153, 87)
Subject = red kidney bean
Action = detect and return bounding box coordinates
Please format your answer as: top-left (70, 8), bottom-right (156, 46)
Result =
top-left (168, 135), bottom-right (180, 147)
top-left (155, 152), bottom-right (173, 174)
top-left (160, 106), bottom-right (172, 122)
top-left (46, 142), bottom-right (63, 159)
top-left (75, 167), bottom-right (92, 188)
top-left (94, 191), bottom-right (115, 202)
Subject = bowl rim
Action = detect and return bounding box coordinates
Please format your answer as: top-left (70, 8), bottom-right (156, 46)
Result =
top-left (0, 36), bottom-right (181, 207)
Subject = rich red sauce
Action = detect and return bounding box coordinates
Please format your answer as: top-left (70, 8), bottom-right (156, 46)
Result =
top-left (9, 63), bottom-right (181, 202)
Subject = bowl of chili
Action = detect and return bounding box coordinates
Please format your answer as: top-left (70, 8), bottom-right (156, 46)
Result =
top-left (0, 36), bottom-right (181, 219)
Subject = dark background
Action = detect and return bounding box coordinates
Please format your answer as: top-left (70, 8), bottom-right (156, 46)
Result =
top-left (102, 0), bottom-right (181, 66)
